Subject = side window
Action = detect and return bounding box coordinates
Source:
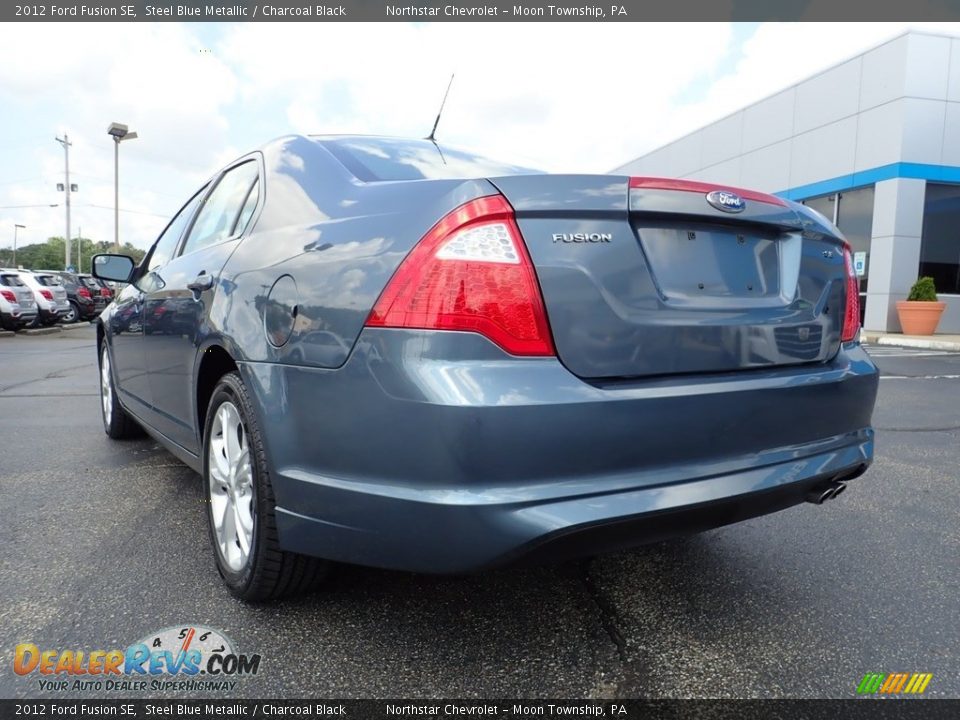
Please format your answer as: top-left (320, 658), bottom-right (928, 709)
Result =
top-left (181, 161), bottom-right (259, 256)
top-left (148, 188), bottom-right (206, 271)
top-left (233, 178), bottom-right (259, 237)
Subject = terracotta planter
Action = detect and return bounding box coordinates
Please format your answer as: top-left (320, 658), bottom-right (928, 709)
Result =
top-left (896, 300), bottom-right (946, 336)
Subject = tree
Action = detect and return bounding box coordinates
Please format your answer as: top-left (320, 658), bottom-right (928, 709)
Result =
top-left (0, 237), bottom-right (146, 272)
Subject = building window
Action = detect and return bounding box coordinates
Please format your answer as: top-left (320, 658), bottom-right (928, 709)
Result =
top-left (920, 183), bottom-right (960, 296)
top-left (802, 186), bottom-right (874, 320)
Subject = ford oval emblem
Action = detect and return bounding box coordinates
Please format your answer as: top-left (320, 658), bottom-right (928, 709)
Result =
top-left (706, 190), bottom-right (746, 213)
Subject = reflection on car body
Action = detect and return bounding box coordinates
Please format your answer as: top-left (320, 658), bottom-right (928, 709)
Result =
top-left (93, 135), bottom-right (879, 601)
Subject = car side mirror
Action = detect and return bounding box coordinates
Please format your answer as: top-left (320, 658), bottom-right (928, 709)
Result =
top-left (92, 254), bottom-right (135, 283)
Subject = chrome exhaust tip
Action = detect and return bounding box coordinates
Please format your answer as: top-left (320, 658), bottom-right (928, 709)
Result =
top-left (805, 480), bottom-right (847, 504)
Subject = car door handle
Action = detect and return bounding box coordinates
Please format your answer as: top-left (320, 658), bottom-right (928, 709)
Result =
top-left (187, 274), bottom-right (214, 293)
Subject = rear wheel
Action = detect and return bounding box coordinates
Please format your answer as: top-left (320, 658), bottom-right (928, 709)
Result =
top-left (62, 302), bottom-right (79, 324)
top-left (203, 372), bottom-right (329, 601)
top-left (99, 343), bottom-right (142, 439)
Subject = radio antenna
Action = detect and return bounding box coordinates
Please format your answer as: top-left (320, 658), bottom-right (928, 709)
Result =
top-left (427, 73), bottom-right (455, 142)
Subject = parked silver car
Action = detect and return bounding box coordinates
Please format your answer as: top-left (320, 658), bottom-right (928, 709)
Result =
top-left (0, 270), bottom-right (38, 330)
top-left (16, 270), bottom-right (70, 326)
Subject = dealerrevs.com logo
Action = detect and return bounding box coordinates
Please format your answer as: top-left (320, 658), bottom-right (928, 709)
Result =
top-left (14, 625), bottom-right (261, 693)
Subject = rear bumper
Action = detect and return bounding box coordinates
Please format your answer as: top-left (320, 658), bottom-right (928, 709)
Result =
top-left (241, 329), bottom-right (879, 573)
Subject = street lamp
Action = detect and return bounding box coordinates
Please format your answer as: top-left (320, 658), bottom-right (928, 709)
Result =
top-left (107, 122), bottom-right (138, 253)
top-left (13, 224), bottom-right (25, 266)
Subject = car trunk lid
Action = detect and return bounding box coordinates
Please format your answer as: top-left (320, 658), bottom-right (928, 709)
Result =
top-left (488, 174), bottom-right (850, 379)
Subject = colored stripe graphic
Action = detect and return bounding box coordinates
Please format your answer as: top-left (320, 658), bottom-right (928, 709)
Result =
top-left (857, 672), bottom-right (932, 695)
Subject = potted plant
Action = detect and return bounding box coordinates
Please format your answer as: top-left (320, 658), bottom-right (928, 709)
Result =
top-left (896, 276), bottom-right (946, 335)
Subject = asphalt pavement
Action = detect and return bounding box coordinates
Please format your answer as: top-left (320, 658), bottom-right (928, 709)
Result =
top-left (1, 327), bottom-right (957, 699)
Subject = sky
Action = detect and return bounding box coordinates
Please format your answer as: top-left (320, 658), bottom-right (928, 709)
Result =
top-left (1, 21), bottom-right (959, 257)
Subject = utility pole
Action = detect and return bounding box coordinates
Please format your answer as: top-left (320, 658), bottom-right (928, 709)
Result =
top-left (55, 134), bottom-right (73, 270)
top-left (13, 224), bottom-right (25, 266)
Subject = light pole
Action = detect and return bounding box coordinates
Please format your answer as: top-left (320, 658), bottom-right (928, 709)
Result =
top-left (13, 224), bottom-right (25, 266)
top-left (55, 135), bottom-right (74, 269)
top-left (107, 122), bottom-right (138, 253)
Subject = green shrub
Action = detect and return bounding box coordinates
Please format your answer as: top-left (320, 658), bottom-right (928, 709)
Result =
top-left (907, 276), bottom-right (938, 302)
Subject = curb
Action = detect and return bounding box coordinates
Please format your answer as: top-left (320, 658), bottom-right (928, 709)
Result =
top-left (61, 322), bottom-right (95, 331)
top-left (875, 336), bottom-right (960, 352)
top-left (0, 330), bottom-right (15, 338)
top-left (21, 327), bottom-right (63, 336)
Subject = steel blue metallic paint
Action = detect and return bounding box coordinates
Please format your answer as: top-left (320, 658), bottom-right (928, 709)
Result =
top-left (97, 135), bottom-right (879, 576)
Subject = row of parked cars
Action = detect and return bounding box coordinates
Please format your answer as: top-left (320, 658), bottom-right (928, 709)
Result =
top-left (0, 268), bottom-right (116, 330)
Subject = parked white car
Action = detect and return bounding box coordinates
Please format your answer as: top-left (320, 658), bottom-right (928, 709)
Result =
top-left (16, 270), bottom-right (70, 326)
top-left (0, 270), bottom-right (38, 330)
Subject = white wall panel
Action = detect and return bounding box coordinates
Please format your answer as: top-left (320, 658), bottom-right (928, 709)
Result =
top-left (742, 89), bottom-right (796, 153)
top-left (689, 157), bottom-right (742, 186)
top-left (905, 34), bottom-right (951, 100)
top-left (788, 117), bottom-right (857, 188)
top-left (854, 101), bottom-right (904, 172)
top-left (699, 111), bottom-right (744, 168)
top-left (948, 38), bottom-right (960, 102)
top-left (941, 102), bottom-right (960, 166)
top-left (740, 141), bottom-right (792, 192)
top-left (899, 98), bottom-right (947, 165)
top-left (794, 59), bottom-right (862, 134)
top-left (860, 35), bottom-right (909, 111)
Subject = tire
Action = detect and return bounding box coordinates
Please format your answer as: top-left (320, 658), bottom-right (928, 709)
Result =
top-left (99, 342), bottom-right (143, 439)
top-left (203, 371), bottom-right (329, 601)
top-left (62, 302), bottom-right (79, 324)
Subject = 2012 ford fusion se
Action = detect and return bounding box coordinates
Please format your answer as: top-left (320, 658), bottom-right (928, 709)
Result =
top-left (92, 135), bottom-right (878, 601)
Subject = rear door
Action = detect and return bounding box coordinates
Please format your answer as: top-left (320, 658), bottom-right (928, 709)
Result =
top-left (490, 175), bottom-right (849, 379)
top-left (143, 158), bottom-right (260, 452)
top-left (111, 190), bottom-right (205, 415)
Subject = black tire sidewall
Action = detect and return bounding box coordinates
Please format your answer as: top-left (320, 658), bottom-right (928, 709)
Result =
top-left (64, 302), bottom-right (79, 323)
top-left (202, 373), bottom-right (264, 596)
top-left (99, 343), bottom-right (121, 436)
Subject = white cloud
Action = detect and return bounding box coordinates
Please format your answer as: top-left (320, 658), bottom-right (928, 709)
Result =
top-left (218, 22), bottom-right (735, 172)
top-left (1, 21), bottom-right (958, 258)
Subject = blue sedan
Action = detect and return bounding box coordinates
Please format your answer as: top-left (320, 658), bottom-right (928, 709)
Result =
top-left (93, 135), bottom-right (878, 601)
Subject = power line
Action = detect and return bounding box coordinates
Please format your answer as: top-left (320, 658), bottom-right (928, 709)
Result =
top-left (81, 203), bottom-right (171, 219)
top-left (69, 172), bottom-right (186, 200)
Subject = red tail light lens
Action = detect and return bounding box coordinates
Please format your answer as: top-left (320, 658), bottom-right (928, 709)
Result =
top-left (841, 243), bottom-right (860, 342)
top-left (77, 287), bottom-right (92, 299)
top-left (366, 195), bottom-right (555, 356)
top-left (1, 289), bottom-right (16, 303)
top-left (100, 288), bottom-right (112, 297)
top-left (40, 289), bottom-right (53, 300)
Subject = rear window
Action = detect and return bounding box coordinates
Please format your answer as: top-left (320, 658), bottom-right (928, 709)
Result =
top-left (79, 276), bottom-right (100, 288)
top-left (35, 275), bottom-right (59, 286)
top-left (0, 274), bottom-right (25, 287)
top-left (319, 137), bottom-right (539, 182)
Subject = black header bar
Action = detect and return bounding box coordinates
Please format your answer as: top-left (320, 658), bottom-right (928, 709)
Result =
top-left (5, 0), bottom-right (960, 22)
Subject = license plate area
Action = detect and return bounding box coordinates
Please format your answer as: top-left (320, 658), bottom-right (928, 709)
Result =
top-left (633, 220), bottom-right (782, 304)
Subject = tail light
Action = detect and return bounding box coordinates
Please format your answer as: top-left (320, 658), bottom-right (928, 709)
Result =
top-left (100, 288), bottom-right (112, 297)
top-left (78, 286), bottom-right (92, 300)
top-left (1, 289), bottom-right (16, 303)
top-left (366, 194), bottom-right (555, 356)
top-left (841, 243), bottom-right (860, 342)
top-left (39, 289), bottom-right (53, 300)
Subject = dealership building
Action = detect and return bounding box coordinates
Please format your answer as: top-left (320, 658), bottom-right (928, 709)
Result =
top-left (615, 30), bottom-right (960, 334)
